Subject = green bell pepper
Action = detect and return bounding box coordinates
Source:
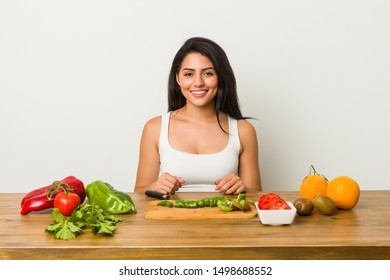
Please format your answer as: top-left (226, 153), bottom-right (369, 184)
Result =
top-left (85, 180), bottom-right (137, 214)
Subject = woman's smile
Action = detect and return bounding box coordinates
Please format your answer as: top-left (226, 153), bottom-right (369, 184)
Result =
top-left (191, 89), bottom-right (208, 97)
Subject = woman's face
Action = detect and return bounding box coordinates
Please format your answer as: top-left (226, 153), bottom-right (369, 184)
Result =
top-left (176, 52), bottom-right (218, 108)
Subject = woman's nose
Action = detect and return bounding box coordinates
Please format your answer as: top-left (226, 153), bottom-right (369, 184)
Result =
top-left (194, 74), bottom-right (205, 87)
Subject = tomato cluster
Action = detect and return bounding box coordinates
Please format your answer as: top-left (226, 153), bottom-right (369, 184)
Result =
top-left (258, 193), bottom-right (291, 210)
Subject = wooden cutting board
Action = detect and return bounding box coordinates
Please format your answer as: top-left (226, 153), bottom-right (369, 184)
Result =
top-left (144, 200), bottom-right (258, 220)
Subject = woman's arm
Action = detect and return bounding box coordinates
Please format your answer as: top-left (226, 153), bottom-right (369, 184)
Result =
top-left (134, 116), bottom-right (184, 194)
top-left (134, 117), bottom-right (161, 193)
top-left (214, 119), bottom-right (262, 194)
top-left (237, 119), bottom-right (262, 191)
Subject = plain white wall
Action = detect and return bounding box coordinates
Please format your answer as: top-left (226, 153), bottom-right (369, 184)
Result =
top-left (1, 0), bottom-right (389, 193)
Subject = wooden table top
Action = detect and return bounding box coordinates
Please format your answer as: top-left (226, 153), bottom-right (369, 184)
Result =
top-left (1, 191), bottom-right (389, 260)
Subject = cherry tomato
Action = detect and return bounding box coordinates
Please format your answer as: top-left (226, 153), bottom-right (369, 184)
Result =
top-left (53, 192), bottom-right (80, 216)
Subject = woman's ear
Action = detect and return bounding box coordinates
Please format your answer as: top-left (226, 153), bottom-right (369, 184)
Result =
top-left (176, 74), bottom-right (180, 86)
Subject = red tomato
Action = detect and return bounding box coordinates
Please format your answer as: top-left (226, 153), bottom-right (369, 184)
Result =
top-left (267, 197), bottom-right (291, 210)
top-left (53, 192), bottom-right (80, 216)
top-left (258, 193), bottom-right (291, 210)
top-left (258, 193), bottom-right (280, 209)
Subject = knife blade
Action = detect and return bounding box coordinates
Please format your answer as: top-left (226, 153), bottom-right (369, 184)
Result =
top-left (145, 190), bottom-right (170, 200)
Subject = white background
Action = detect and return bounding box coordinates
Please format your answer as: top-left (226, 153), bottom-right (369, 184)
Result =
top-left (1, 0), bottom-right (389, 193)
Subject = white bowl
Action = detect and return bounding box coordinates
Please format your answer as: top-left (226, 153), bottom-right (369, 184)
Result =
top-left (255, 202), bottom-right (297, 225)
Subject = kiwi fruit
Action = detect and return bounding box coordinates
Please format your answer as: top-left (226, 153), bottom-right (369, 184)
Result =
top-left (312, 194), bottom-right (337, 215)
top-left (293, 197), bottom-right (314, 216)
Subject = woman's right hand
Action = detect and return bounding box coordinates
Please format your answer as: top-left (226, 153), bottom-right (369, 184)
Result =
top-left (149, 172), bottom-right (185, 194)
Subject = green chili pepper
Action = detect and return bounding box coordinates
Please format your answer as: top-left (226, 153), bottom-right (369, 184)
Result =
top-left (197, 200), bottom-right (205, 208)
top-left (202, 198), bottom-right (210, 207)
top-left (217, 199), bottom-right (233, 212)
top-left (157, 200), bottom-right (174, 207)
top-left (237, 193), bottom-right (246, 203)
top-left (175, 200), bottom-right (185, 208)
top-left (184, 200), bottom-right (198, 208)
top-left (230, 200), bottom-right (244, 211)
top-left (85, 180), bottom-right (137, 214)
top-left (209, 198), bottom-right (217, 207)
top-left (155, 195), bottom-right (250, 212)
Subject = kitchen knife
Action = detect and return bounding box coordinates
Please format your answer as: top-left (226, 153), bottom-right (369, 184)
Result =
top-left (145, 190), bottom-right (170, 200)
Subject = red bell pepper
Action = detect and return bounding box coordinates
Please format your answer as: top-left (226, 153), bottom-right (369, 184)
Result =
top-left (20, 176), bottom-right (86, 215)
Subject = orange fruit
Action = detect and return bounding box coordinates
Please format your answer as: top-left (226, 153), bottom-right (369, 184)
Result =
top-left (299, 165), bottom-right (328, 200)
top-left (326, 176), bottom-right (360, 209)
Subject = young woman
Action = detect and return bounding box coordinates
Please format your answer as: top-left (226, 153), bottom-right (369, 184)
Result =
top-left (135, 37), bottom-right (261, 194)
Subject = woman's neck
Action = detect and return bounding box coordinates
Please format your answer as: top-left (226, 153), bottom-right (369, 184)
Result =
top-left (176, 104), bottom-right (219, 123)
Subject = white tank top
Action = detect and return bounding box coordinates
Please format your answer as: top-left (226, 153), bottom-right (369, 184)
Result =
top-left (159, 112), bottom-right (240, 192)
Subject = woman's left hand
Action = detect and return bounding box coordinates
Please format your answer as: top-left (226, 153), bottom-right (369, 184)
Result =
top-left (215, 173), bottom-right (246, 194)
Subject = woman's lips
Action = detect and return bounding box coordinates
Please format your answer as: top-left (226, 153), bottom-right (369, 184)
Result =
top-left (191, 90), bottom-right (208, 97)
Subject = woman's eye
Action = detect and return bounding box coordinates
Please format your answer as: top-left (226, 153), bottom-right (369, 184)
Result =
top-left (183, 72), bottom-right (193, 77)
top-left (203, 71), bottom-right (215, 76)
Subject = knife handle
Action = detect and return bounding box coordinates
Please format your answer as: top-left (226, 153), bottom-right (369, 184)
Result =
top-left (145, 190), bottom-right (170, 200)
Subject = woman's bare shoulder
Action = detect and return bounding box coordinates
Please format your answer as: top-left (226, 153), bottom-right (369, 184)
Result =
top-left (144, 115), bottom-right (162, 128)
top-left (142, 115), bottom-right (162, 138)
top-left (237, 119), bottom-right (257, 136)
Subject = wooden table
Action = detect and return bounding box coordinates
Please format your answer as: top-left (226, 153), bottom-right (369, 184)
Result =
top-left (1, 191), bottom-right (389, 260)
